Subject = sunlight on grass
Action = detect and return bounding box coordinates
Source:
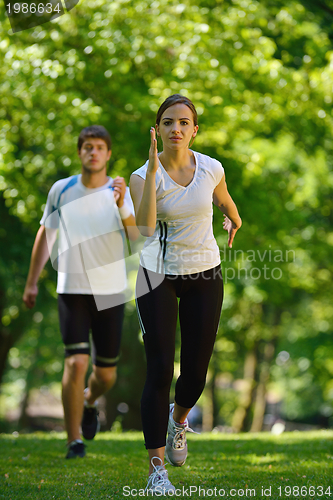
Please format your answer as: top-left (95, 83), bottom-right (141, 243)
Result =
top-left (1, 431), bottom-right (333, 499)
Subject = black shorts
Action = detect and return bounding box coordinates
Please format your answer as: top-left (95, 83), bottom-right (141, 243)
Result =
top-left (58, 294), bottom-right (125, 367)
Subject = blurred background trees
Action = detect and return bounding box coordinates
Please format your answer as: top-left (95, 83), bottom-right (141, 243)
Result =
top-left (0, 0), bottom-right (332, 432)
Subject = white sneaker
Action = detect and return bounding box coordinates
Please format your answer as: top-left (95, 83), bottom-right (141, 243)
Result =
top-left (165, 403), bottom-right (196, 467)
top-left (145, 456), bottom-right (175, 495)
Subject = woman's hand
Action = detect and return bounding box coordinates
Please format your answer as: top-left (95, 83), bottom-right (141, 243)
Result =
top-left (147, 127), bottom-right (159, 175)
top-left (223, 215), bottom-right (241, 248)
top-left (129, 127), bottom-right (159, 237)
top-left (23, 283), bottom-right (38, 309)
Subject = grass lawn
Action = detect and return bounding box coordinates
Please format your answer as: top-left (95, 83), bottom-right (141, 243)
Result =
top-left (1, 430), bottom-right (333, 499)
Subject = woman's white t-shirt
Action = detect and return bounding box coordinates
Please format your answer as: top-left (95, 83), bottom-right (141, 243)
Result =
top-left (131, 151), bottom-right (224, 275)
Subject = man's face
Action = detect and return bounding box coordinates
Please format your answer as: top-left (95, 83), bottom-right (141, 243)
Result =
top-left (78, 138), bottom-right (111, 174)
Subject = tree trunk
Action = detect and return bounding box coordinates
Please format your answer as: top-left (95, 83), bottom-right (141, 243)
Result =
top-left (202, 372), bottom-right (214, 432)
top-left (0, 317), bottom-right (28, 386)
top-left (0, 330), bottom-right (14, 385)
top-left (232, 349), bottom-right (257, 432)
top-left (250, 342), bottom-right (276, 432)
top-left (18, 388), bottom-right (30, 429)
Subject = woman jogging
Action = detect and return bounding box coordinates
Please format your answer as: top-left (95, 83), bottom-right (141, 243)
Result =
top-left (130, 94), bottom-right (242, 494)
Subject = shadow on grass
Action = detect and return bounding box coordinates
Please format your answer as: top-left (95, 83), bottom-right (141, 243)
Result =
top-left (1, 431), bottom-right (333, 499)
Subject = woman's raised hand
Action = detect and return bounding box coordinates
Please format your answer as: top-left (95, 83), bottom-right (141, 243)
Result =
top-left (147, 127), bottom-right (159, 175)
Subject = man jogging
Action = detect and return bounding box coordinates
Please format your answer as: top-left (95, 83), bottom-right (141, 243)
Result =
top-left (23, 125), bottom-right (138, 458)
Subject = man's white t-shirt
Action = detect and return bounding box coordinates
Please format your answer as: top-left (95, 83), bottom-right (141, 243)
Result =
top-left (41, 174), bottom-right (134, 295)
top-left (131, 151), bottom-right (224, 275)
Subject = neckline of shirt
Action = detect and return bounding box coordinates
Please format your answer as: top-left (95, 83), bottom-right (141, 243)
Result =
top-left (158, 150), bottom-right (198, 189)
top-left (78, 174), bottom-right (113, 193)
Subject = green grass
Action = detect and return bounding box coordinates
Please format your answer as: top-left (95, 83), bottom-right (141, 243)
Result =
top-left (1, 431), bottom-right (333, 499)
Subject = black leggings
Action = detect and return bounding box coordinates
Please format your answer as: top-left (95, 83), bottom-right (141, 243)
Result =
top-left (136, 265), bottom-right (223, 449)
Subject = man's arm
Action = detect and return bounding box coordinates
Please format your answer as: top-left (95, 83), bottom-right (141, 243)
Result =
top-left (119, 212), bottom-right (140, 241)
top-left (23, 225), bottom-right (56, 309)
top-left (112, 176), bottom-right (140, 241)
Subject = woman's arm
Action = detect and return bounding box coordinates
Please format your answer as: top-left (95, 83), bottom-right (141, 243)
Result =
top-left (130, 128), bottom-right (159, 237)
top-left (213, 173), bottom-right (242, 248)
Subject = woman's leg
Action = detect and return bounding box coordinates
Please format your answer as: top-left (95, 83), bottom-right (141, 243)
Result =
top-left (136, 268), bottom-right (179, 472)
top-left (176, 265), bottom-right (224, 411)
top-left (165, 266), bottom-right (223, 467)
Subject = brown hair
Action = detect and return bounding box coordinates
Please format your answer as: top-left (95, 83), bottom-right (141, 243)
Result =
top-left (156, 94), bottom-right (198, 126)
top-left (77, 125), bottom-right (112, 151)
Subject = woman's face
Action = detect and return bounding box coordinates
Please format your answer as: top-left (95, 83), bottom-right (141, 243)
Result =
top-left (156, 103), bottom-right (198, 150)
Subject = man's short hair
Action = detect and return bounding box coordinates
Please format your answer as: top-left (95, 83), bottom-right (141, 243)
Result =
top-left (78, 125), bottom-right (112, 151)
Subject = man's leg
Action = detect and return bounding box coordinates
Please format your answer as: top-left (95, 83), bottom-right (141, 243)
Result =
top-left (81, 294), bottom-right (125, 439)
top-left (62, 353), bottom-right (90, 443)
top-left (58, 294), bottom-right (91, 445)
top-left (84, 365), bottom-right (117, 405)
top-left (88, 294), bottom-right (125, 404)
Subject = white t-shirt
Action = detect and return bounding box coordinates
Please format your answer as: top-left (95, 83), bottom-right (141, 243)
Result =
top-left (131, 151), bottom-right (224, 275)
top-left (40, 174), bottom-right (134, 295)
